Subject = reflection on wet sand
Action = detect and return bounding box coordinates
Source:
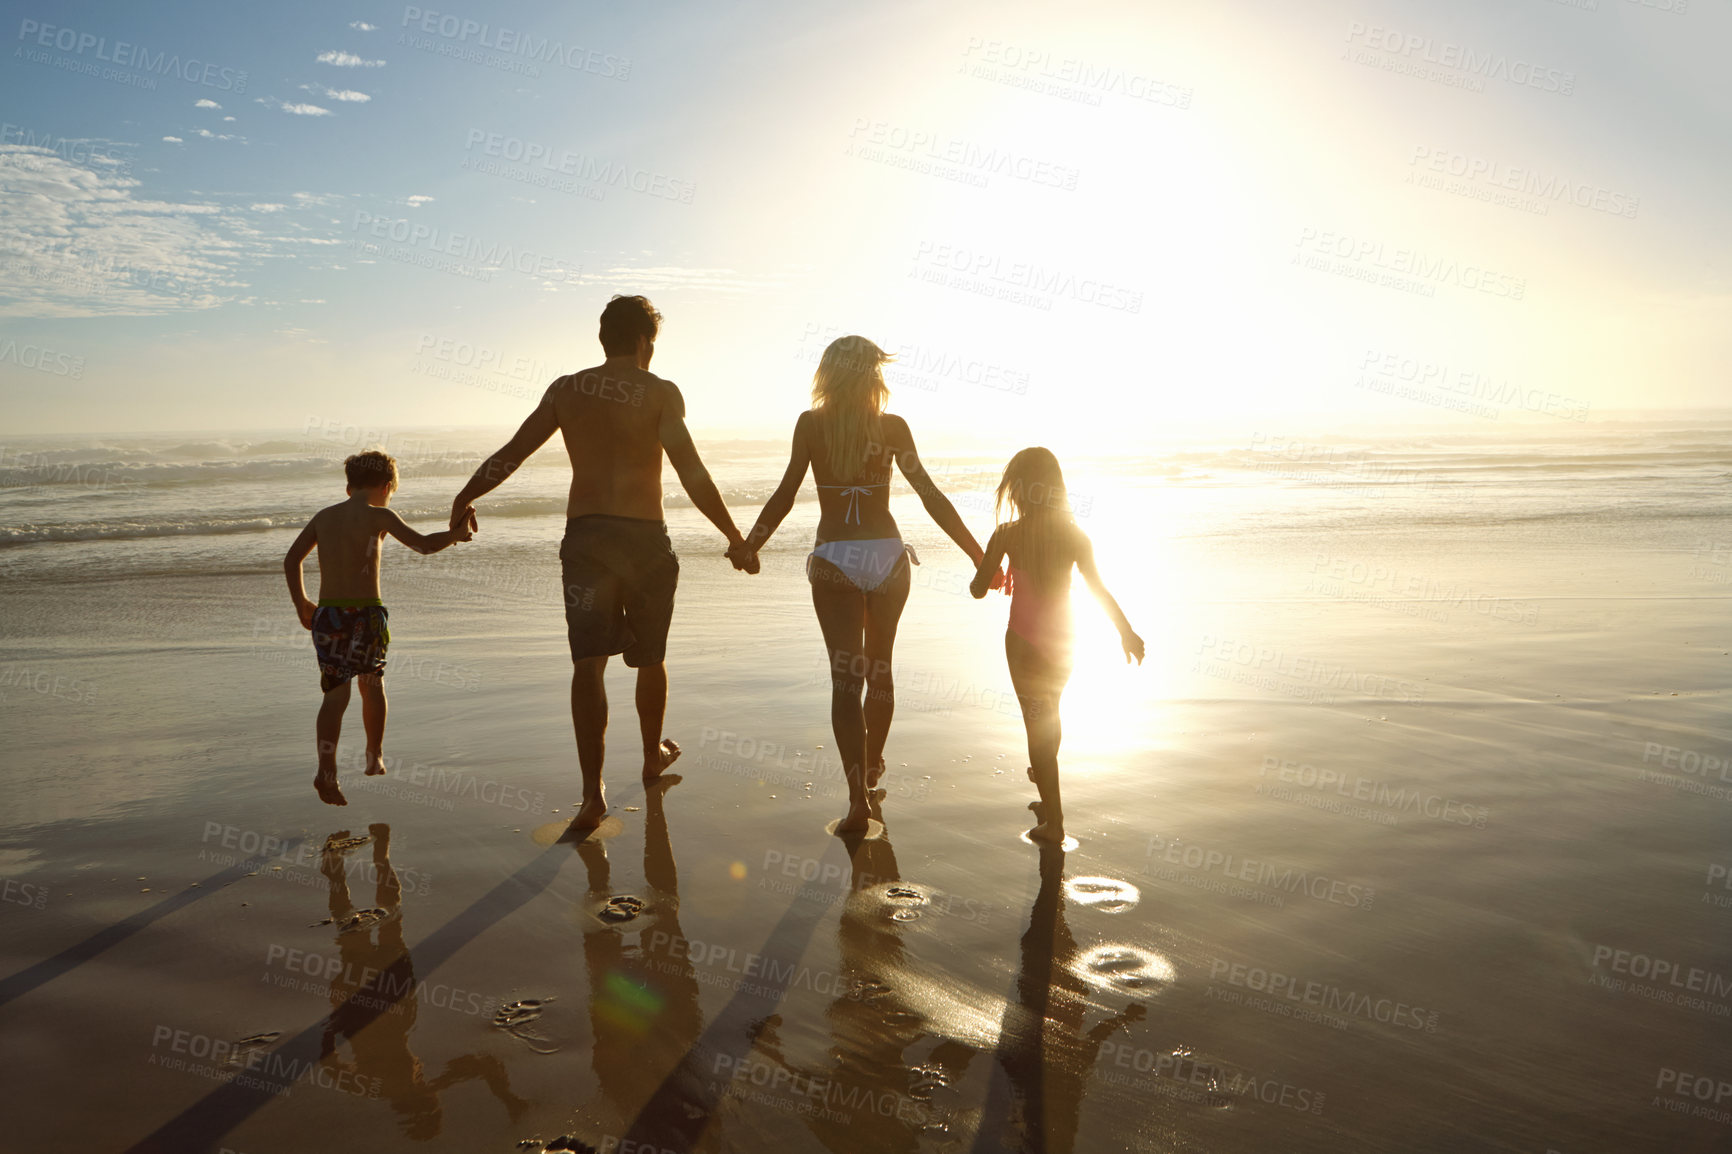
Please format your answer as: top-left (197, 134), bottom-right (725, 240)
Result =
top-left (564, 776), bottom-right (704, 1143)
top-left (979, 843), bottom-right (1144, 1153)
top-left (749, 791), bottom-right (979, 1150)
top-left (317, 824), bottom-right (528, 1139)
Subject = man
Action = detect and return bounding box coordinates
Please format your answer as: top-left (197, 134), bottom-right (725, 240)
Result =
top-left (449, 295), bottom-right (757, 828)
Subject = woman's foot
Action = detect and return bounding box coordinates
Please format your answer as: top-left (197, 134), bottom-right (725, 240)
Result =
top-left (314, 767), bottom-right (347, 806)
top-left (835, 798), bottom-right (872, 833)
top-left (866, 758), bottom-right (888, 789)
top-left (365, 749), bottom-right (388, 776)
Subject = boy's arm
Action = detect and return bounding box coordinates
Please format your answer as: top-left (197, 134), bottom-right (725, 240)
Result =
top-left (284, 521), bottom-right (319, 629)
top-left (743, 413), bottom-right (812, 555)
top-left (449, 388), bottom-right (559, 530)
top-left (890, 416), bottom-right (986, 565)
top-left (970, 526), bottom-right (1008, 599)
top-left (658, 383), bottom-right (756, 571)
top-left (379, 508), bottom-right (471, 555)
top-left (1075, 530), bottom-right (1144, 664)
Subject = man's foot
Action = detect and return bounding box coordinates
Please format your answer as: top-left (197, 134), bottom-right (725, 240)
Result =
top-left (365, 750), bottom-right (388, 776)
top-left (643, 738), bottom-right (681, 781)
top-left (315, 769), bottom-right (348, 807)
top-left (573, 792), bottom-right (609, 829)
top-left (835, 799), bottom-right (872, 834)
top-left (866, 758), bottom-right (888, 789)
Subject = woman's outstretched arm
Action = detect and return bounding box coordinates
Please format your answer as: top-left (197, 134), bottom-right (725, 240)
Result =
top-left (888, 415), bottom-right (987, 564)
top-left (1076, 530), bottom-right (1144, 663)
top-left (743, 413), bottom-right (813, 555)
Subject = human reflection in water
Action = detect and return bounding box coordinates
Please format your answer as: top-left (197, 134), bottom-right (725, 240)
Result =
top-left (985, 844), bottom-right (1144, 1153)
top-left (568, 776), bottom-right (704, 1140)
top-left (751, 791), bottom-right (975, 1152)
top-left (317, 823), bottom-right (529, 1140)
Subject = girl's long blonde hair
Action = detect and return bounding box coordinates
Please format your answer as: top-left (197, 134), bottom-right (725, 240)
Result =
top-left (995, 447), bottom-right (1073, 580)
top-left (811, 335), bottom-right (891, 481)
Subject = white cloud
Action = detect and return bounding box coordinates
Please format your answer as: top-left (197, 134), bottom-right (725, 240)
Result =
top-left (0, 147), bottom-right (256, 317)
top-left (404, 194), bottom-right (435, 208)
top-left (257, 97), bottom-right (334, 117)
top-left (300, 84), bottom-right (371, 103)
top-left (195, 99), bottom-right (222, 109)
top-left (162, 136), bottom-right (183, 144)
top-left (317, 51), bottom-right (386, 67)
top-left (251, 204), bottom-right (288, 213)
top-left (349, 21), bottom-right (378, 31)
top-left (223, 116), bottom-right (236, 122)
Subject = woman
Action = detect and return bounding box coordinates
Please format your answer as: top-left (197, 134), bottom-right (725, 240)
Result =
top-left (742, 335), bottom-right (993, 832)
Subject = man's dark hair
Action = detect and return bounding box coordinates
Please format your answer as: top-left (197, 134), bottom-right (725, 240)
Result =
top-left (344, 450), bottom-right (398, 491)
top-left (598, 294), bottom-right (662, 356)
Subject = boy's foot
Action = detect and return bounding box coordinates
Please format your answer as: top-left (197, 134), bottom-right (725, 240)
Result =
top-left (866, 758), bottom-right (888, 789)
top-left (315, 770), bottom-right (348, 807)
top-left (643, 738), bottom-right (681, 781)
top-left (365, 750), bottom-right (388, 776)
top-left (573, 792), bottom-right (609, 830)
top-left (835, 799), bottom-right (872, 834)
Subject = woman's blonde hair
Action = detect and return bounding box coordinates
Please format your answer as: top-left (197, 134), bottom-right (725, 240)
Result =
top-left (811, 335), bottom-right (891, 481)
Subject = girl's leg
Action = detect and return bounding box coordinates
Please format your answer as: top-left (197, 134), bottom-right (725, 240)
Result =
top-left (356, 673), bottom-right (387, 774)
top-left (861, 555), bottom-right (911, 788)
top-left (315, 680), bottom-right (351, 805)
top-left (1006, 632), bottom-right (1068, 840)
top-left (811, 559), bottom-right (871, 831)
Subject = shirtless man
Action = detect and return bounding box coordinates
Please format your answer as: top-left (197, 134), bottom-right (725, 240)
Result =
top-left (448, 295), bottom-right (756, 828)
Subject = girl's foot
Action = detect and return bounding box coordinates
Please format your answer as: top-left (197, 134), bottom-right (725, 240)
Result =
top-left (866, 758), bottom-right (888, 789)
top-left (365, 750), bottom-right (388, 776)
top-left (314, 769), bottom-right (348, 806)
top-left (1027, 820), bottom-right (1066, 844)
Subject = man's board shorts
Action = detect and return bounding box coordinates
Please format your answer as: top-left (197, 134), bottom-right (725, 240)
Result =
top-left (312, 600), bottom-right (390, 692)
top-left (560, 514), bottom-right (679, 667)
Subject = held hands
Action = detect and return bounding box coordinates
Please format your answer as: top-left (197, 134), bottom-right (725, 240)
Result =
top-left (1120, 629), bottom-right (1146, 665)
top-left (725, 538), bottom-right (760, 575)
top-left (450, 501), bottom-right (478, 536)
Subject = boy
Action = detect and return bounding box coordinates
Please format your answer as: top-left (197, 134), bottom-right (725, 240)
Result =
top-left (284, 450), bottom-right (474, 806)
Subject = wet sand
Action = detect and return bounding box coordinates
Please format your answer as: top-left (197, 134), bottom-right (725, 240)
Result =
top-left (1, 499), bottom-right (1729, 1152)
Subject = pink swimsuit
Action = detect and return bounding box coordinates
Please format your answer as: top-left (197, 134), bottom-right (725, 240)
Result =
top-left (1007, 567), bottom-right (1072, 665)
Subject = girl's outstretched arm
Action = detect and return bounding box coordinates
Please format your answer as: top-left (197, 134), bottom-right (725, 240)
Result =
top-left (887, 414), bottom-right (986, 564)
top-left (743, 413), bottom-right (813, 555)
top-left (1076, 530), bottom-right (1145, 663)
top-left (970, 525), bottom-right (1008, 599)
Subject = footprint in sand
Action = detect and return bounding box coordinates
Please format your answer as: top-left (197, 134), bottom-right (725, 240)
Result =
top-left (596, 895), bottom-right (645, 923)
top-left (310, 907), bottom-right (392, 934)
top-left (1071, 945), bottom-right (1175, 997)
top-left (1063, 876), bottom-right (1141, 913)
top-left (494, 998), bottom-right (559, 1054)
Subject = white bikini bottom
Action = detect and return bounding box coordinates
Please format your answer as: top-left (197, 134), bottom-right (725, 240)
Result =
top-left (807, 538), bottom-right (919, 592)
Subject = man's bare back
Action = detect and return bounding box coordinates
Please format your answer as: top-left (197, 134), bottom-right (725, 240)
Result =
top-left (546, 363), bottom-right (681, 521)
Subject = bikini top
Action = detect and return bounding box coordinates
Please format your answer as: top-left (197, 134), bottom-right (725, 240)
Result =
top-left (815, 479), bottom-right (889, 524)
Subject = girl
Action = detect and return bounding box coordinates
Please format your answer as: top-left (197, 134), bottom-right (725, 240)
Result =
top-left (744, 336), bottom-right (992, 833)
top-left (970, 448), bottom-right (1143, 843)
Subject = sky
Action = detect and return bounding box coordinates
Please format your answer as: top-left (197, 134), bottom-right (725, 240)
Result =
top-left (0, 0), bottom-right (1726, 454)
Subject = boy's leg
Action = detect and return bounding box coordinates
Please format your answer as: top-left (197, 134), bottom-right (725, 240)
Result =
top-left (635, 662), bottom-right (681, 779)
top-left (315, 680), bottom-right (352, 806)
top-left (356, 674), bottom-right (388, 775)
top-left (571, 655), bottom-right (609, 827)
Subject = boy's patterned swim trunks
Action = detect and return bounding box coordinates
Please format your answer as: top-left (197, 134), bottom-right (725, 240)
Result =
top-left (312, 601), bottom-right (390, 692)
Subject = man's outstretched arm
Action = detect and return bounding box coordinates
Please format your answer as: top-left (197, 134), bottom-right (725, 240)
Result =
top-left (659, 386), bottom-right (755, 571)
top-left (450, 393), bottom-right (559, 529)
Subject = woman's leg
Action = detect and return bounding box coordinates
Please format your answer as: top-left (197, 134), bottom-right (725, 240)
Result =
top-left (1006, 631), bottom-right (1070, 840)
top-left (861, 554), bottom-right (911, 787)
top-left (811, 558), bottom-right (871, 831)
